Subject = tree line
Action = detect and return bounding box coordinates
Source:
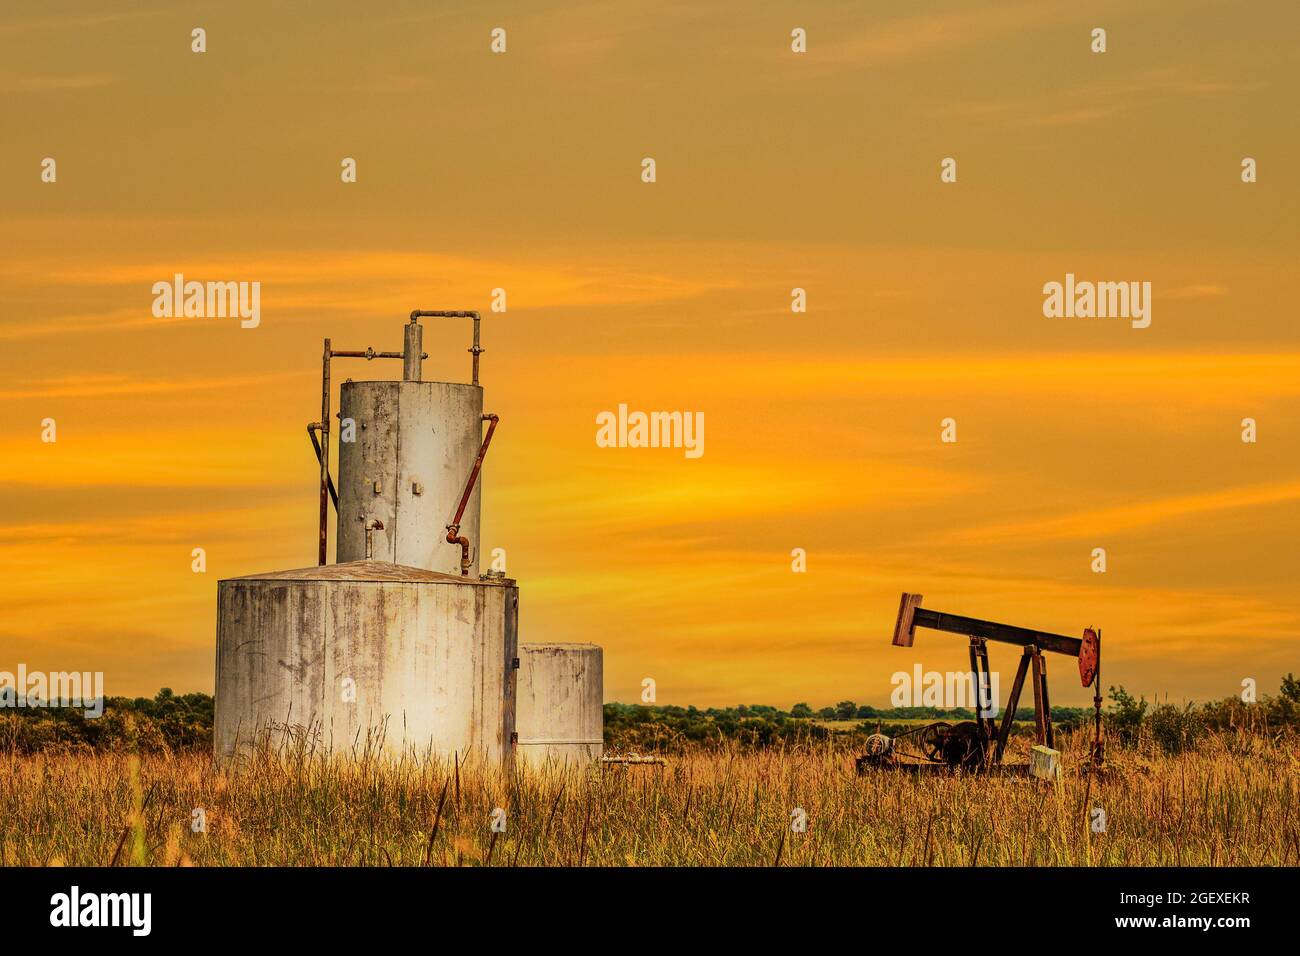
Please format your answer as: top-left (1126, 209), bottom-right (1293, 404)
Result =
top-left (3, 678), bottom-right (1295, 756)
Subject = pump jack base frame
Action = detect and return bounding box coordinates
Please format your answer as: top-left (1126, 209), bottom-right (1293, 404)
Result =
top-left (854, 758), bottom-right (1034, 777)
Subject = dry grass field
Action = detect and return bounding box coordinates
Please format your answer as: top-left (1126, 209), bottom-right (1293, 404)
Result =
top-left (3, 728), bottom-right (1297, 867)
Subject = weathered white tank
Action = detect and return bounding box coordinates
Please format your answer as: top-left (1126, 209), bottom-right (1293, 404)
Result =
top-left (515, 643), bottom-right (603, 768)
top-left (335, 380), bottom-right (483, 576)
top-left (214, 560), bottom-right (517, 763)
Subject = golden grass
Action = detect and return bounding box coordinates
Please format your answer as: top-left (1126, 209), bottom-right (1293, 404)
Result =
top-left (2, 730), bottom-right (1297, 867)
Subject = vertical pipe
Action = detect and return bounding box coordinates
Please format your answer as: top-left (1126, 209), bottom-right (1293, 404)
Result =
top-left (1093, 632), bottom-right (1104, 766)
top-left (403, 318), bottom-right (423, 382)
top-left (318, 338), bottom-right (331, 565)
top-left (471, 314), bottom-right (481, 385)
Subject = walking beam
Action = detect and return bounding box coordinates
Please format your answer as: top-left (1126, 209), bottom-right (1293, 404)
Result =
top-left (894, 593), bottom-right (1082, 657)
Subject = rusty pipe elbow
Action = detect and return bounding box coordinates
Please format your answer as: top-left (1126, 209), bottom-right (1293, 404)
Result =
top-left (446, 525), bottom-right (471, 576)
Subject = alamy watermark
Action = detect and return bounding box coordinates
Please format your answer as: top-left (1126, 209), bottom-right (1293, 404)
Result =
top-left (0, 665), bottom-right (104, 718)
top-left (152, 273), bottom-right (261, 328)
top-left (595, 404), bottom-right (704, 459)
top-left (1042, 273), bottom-right (1151, 329)
top-left (891, 665), bottom-right (999, 718)
top-left (50, 886), bottom-right (150, 936)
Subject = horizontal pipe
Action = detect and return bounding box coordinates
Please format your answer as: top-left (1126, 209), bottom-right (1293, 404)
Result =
top-left (329, 349), bottom-right (405, 360)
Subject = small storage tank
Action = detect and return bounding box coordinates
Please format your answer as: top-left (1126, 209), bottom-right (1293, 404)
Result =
top-left (336, 380), bottom-right (484, 576)
top-left (515, 643), bottom-right (603, 768)
top-left (214, 560), bottom-right (517, 763)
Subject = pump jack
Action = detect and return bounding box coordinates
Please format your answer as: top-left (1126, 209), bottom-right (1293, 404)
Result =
top-left (856, 593), bottom-right (1104, 774)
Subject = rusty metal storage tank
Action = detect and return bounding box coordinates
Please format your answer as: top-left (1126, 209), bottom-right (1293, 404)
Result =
top-left (515, 643), bottom-right (603, 768)
top-left (214, 560), bottom-right (518, 764)
top-left (335, 379), bottom-right (484, 576)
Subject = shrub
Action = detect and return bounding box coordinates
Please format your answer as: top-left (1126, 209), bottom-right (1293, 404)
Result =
top-left (1105, 685), bottom-right (1147, 745)
top-left (1147, 701), bottom-right (1204, 755)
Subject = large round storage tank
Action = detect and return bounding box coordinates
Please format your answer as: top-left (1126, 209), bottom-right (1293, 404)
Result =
top-left (335, 380), bottom-right (484, 576)
top-left (515, 643), bottom-right (603, 768)
top-left (214, 560), bottom-right (517, 763)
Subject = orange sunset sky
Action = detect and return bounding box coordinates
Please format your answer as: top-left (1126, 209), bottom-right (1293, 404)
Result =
top-left (1, 0), bottom-right (1297, 709)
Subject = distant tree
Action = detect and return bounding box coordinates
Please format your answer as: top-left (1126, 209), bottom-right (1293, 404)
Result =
top-left (791, 702), bottom-right (813, 718)
top-left (1281, 673), bottom-right (1300, 704)
top-left (1106, 685), bottom-right (1147, 745)
top-left (835, 700), bottom-right (857, 720)
top-left (817, 706), bottom-right (836, 719)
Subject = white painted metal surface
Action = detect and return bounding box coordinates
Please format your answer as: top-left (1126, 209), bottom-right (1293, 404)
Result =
top-left (335, 380), bottom-right (484, 576)
top-left (214, 560), bottom-right (517, 764)
top-left (515, 643), bottom-right (604, 768)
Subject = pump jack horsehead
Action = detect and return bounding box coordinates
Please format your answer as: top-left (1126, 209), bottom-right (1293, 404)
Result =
top-left (855, 593), bottom-right (1104, 775)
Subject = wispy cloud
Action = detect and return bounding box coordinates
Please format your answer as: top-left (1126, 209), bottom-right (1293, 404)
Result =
top-left (790, 0), bottom-right (1093, 71)
top-left (0, 73), bottom-right (117, 92)
top-left (940, 64), bottom-right (1267, 129)
top-left (0, 249), bottom-right (741, 344)
top-left (947, 479), bottom-right (1300, 544)
top-left (0, 11), bottom-right (152, 35)
top-left (577, 352), bottom-right (1300, 402)
top-left (0, 372), bottom-right (296, 401)
top-left (1165, 284), bottom-right (1229, 300)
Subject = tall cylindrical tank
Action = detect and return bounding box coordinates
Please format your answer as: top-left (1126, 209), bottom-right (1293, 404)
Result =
top-left (335, 380), bottom-right (484, 576)
top-left (515, 643), bottom-right (603, 768)
top-left (214, 560), bottom-right (518, 763)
